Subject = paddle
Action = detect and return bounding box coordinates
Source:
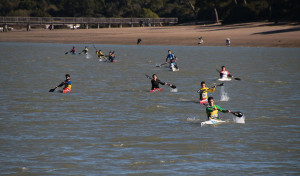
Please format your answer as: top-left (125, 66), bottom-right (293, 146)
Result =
top-left (203, 103), bottom-right (243, 118)
top-left (156, 62), bottom-right (167, 67)
top-left (197, 83), bottom-right (224, 93)
top-left (216, 69), bottom-right (241, 81)
top-left (49, 82), bottom-right (64, 92)
top-left (49, 87), bottom-right (57, 92)
top-left (65, 52), bottom-right (68, 54)
top-left (93, 44), bottom-right (97, 50)
top-left (231, 111), bottom-right (243, 117)
top-left (145, 74), bottom-right (176, 89)
top-left (215, 83), bottom-right (224, 87)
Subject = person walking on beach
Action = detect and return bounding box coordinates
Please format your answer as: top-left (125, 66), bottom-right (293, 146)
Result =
top-left (206, 97), bottom-right (231, 120)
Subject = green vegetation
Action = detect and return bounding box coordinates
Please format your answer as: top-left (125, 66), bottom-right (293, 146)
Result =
top-left (0, 0), bottom-right (299, 24)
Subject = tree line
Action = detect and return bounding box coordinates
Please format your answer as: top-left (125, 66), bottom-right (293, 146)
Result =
top-left (0, 0), bottom-right (299, 24)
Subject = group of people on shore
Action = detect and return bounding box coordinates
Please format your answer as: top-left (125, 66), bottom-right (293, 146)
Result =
top-left (55, 48), bottom-right (237, 121)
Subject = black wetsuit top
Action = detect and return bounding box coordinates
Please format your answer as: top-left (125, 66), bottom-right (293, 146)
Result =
top-left (151, 79), bottom-right (165, 90)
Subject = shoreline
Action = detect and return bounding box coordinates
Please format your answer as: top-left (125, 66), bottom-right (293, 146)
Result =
top-left (1, 22), bottom-right (300, 48)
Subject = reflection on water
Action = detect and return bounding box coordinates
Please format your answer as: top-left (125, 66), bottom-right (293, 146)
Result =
top-left (0, 42), bottom-right (299, 175)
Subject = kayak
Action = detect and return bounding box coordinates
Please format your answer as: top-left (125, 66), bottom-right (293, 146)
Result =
top-left (201, 119), bottom-right (226, 126)
top-left (171, 67), bottom-right (180, 72)
top-left (218, 78), bottom-right (231, 81)
top-left (199, 99), bottom-right (208, 104)
top-left (170, 64), bottom-right (179, 71)
top-left (150, 88), bottom-right (162, 92)
top-left (62, 88), bottom-right (71, 94)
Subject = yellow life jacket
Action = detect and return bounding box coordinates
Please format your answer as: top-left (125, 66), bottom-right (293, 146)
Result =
top-left (199, 87), bottom-right (215, 100)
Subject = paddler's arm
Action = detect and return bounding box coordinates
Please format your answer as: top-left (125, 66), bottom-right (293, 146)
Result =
top-left (227, 71), bottom-right (234, 78)
top-left (157, 79), bottom-right (166, 85)
top-left (57, 82), bottom-right (65, 87)
top-left (165, 56), bottom-right (169, 63)
top-left (216, 105), bottom-right (231, 113)
top-left (207, 86), bottom-right (216, 92)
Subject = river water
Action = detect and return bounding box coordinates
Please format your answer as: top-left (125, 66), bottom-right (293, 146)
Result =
top-left (0, 42), bottom-right (299, 175)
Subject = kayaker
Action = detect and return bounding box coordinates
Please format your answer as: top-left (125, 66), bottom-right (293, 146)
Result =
top-left (108, 51), bottom-right (116, 62)
top-left (151, 74), bottom-right (166, 90)
top-left (197, 81), bottom-right (216, 103)
top-left (56, 74), bottom-right (72, 93)
top-left (96, 49), bottom-right (104, 58)
top-left (206, 97), bottom-right (231, 120)
top-left (165, 50), bottom-right (178, 69)
top-left (219, 66), bottom-right (234, 79)
top-left (82, 46), bottom-right (88, 54)
top-left (70, 46), bottom-right (76, 54)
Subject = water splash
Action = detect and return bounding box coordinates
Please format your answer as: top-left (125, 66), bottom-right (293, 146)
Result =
top-left (86, 54), bottom-right (91, 59)
top-left (170, 88), bottom-right (178, 92)
top-left (233, 115), bottom-right (245, 124)
top-left (220, 86), bottom-right (229, 101)
top-left (187, 117), bottom-right (201, 122)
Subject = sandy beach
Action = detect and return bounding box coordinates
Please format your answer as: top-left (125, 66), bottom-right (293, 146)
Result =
top-left (1, 22), bottom-right (300, 47)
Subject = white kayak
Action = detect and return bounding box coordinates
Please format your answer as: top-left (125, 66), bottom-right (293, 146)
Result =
top-left (171, 67), bottom-right (179, 71)
top-left (218, 78), bottom-right (231, 81)
top-left (201, 119), bottom-right (226, 126)
top-left (170, 64), bottom-right (179, 71)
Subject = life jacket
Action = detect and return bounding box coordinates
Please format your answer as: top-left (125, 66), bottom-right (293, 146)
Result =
top-left (207, 105), bottom-right (219, 119)
top-left (64, 80), bottom-right (72, 90)
top-left (167, 53), bottom-right (175, 63)
top-left (199, 87), bottom-right (210, 100)
top-left (220, 70), bottom-right (229, 78)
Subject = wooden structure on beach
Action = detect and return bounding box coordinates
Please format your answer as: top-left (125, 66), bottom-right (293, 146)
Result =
top-left (0, 17), bottom-right (178, 31)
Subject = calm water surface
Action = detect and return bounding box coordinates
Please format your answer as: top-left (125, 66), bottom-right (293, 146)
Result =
top-left (0, 42), bottom-right (299, 175)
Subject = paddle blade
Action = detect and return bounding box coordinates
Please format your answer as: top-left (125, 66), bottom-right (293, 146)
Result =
top-left (167, 84), bottom-right (176, 89)
top-left (218, 83), bottom-right (224, 86)
top-left (232, 111), bottom-right (243, 118)
top-left (65, 52), bottom-right (68, 55)
top-left (234, 78), bottom-right (241, 81)
top-left (49, 88), bottom-right (56, 92)
top-left (145, 74), bottom-right (152, 79)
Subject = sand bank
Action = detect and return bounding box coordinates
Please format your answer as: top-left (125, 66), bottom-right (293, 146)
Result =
top-left (1, 22), bottom-right (300, 48)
